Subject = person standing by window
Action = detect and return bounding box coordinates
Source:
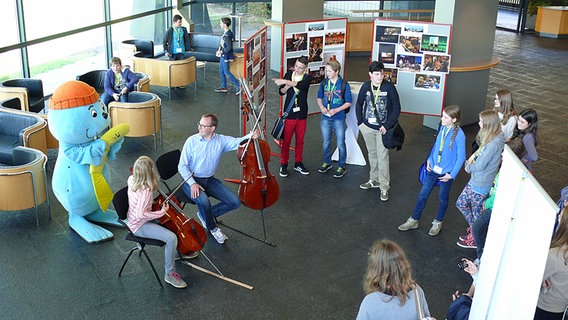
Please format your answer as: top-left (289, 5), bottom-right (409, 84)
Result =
top-left (214, 17), bottom-right (240, 95)
top-left (163, 14), bottom-right (191, 61)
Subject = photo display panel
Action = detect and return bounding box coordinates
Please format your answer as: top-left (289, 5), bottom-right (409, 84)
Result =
top-left (372, 20), bottom-right (452, 116)
top-left (242, 27), bottom-right (268, 135)
top-left (282, 18), bottom-right (347, 114)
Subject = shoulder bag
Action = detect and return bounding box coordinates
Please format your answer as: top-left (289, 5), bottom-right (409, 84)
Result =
top-left (271, 92), bottom-right (296, 140)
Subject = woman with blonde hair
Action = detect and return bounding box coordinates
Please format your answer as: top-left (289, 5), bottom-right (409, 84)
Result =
top-left (456, 110), bottom-right (505, 249)
top-left (493, 89), bottom-right (517, 140)
top-left (535, 207), bottom-right (568, 319)
top-left (356, 239), bottom-right (432, 320)
top-left (127, 156), bottom-right (193, 289)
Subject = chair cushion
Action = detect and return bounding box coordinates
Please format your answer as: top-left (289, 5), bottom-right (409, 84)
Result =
top-left (125, 233), bottom-right (166, 247)
top-left (126, 92), bottom-right (154, 103)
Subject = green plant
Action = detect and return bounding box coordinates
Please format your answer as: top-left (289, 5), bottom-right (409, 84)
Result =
top-left (528, 0), bottom-right (552, 16)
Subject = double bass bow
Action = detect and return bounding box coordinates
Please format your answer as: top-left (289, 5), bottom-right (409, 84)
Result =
top-left (237, 97), bottom-right (280, 211)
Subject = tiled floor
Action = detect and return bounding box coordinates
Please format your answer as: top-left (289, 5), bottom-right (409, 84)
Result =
top-left (1, 27), bottom-right (567, 319)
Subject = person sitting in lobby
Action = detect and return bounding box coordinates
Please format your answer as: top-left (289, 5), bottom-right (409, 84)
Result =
top-left (100, 57), bottom-right (139, 107)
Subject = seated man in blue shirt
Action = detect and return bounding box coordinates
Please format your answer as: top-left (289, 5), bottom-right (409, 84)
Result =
top-left (179, 113), bottom-right (259, 244)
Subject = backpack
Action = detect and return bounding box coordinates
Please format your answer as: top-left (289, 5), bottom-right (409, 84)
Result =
top-left (340, 80), bottom-right (350, 113)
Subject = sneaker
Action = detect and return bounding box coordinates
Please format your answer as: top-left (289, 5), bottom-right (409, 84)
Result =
top-left (235, 87), bottom-right (241, 96)
top-left (211, 227), bottom-right (228, 244)
top-left (293, 162), bottom-right (310, 175)
top-left (380, 189), bottom-right (389, 202)
top-left (196, 211), bottom-right (206, 229)
top-left (398, 217), bottom-right (419, 231)
top-left (429, 219), bottom-right (443, 236)
top-left (164, 272), bottom-right (187, 289)
top-left (359, 180), bottom-right (379, 190)
top-left (318, 163), bottom-right (332, 173)
top-left (214, 87), bottom-right (228, 93)
top-left (279, 164), bottom-right (288, 177)
top-left (456, 232), bottom-right (477, 249)
top-left (333, 167), bottom-right (346, 178)
top-left (180, 251), bottom-right (199, 259)
top-left (177, 86), bottom-right (186, 89)
top-left (459, 227), bottom-right (472, 242)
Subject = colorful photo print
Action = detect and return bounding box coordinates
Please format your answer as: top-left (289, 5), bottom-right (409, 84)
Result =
top-left (308, 23), bottom-right (325, 32)
top-left (286, 57), bottom-right (297, 71)
top-left (420, 34), bottom-right (448, 53)
top-left (309, 66), bottom-right (326, 84)
top-left (378, 43), bottom-right (396, 65)
top-left (403, 24), bottom-right (425, 34)
top-left (309, 36), bottom-right (323, 62)
top-left (323, 50), bottom-right (344, 65)
top-left (252, 48), bottom-right (261, 67)
top-left (325, 31), bottom-right (345, 46)
top-left (422, 54), bottom-right (451, 73)
top-left (398, 36), bottom-right (422, 53)
top-left (246, 41), bottom-right (253, 61)
top-left (261, 32), bottom-right (267, 59)
top-left (286, 33), bottom-right (308, 52)
top-left (413, 73), bottom-right (441, 91)
top-left (382, 68), bottom-right (399, 85)
top-left (247, 65), bottom-right (254, 90)
top-left (375, 26), bottom-right (401, 43)
top-left (396, 54), bottom-right (422, 72)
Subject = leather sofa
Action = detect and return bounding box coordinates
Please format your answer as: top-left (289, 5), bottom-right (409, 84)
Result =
top-left (188, 32), bottom-right (244, 62)
top-left (0, 106), bottom-right (48, 158)
top-left (1, 98), bottom-right (58, 150)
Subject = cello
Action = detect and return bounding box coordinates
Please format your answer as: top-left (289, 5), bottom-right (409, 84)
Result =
top-left (237, 100), bottom-right (279, 210)
top-left (153, 189), bottom-right (207, 255)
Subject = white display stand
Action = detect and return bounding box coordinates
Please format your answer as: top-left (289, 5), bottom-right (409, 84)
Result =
top-left (332, 82), bottom-right (366, 166)
top-left (470, 146), bottom-right (558, 319)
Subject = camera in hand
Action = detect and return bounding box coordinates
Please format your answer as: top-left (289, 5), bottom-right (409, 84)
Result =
top-left (457, 260), bottom-right (468, 270)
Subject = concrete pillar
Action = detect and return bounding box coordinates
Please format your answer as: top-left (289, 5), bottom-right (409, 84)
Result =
top-left (428, 0), bottom-right (499, 126)
top-left (269, 0), bottom-right (324, 71)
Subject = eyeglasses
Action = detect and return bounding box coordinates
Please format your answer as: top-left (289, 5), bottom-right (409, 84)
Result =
top-left (197, 123), bottom-right (213, 128)
top-left (294, 63), bottom-right (307, 70)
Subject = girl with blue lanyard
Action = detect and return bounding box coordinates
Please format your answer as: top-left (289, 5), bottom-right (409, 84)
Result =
top-left (398, 105), bottom-right (466, 236)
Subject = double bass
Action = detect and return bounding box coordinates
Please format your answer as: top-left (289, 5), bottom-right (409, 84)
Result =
top-left (237, 101), bottom-right (279, 210)
top-left (153, 190), bottom-right (207, 255)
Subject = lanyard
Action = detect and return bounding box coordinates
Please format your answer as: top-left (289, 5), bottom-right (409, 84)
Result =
top-left (292, 72), bottom-right (304, 105)
top-left (370, 82), bottom-right (382, 106)
top-left (326, 79), bottom-right (337, 110)
top-left (437, 127), bottom-right (452, 163)
top-left (175, 27), bottom-right (182, 46)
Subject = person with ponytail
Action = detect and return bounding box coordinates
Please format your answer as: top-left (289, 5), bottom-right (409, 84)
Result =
top-left (398, 105), bottom-right (466, 236)
top-left (493, 89), bottom-right (517, 140)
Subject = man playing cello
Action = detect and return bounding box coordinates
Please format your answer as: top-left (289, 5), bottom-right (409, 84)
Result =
top-left (179, 113), bottom-right (259, 244)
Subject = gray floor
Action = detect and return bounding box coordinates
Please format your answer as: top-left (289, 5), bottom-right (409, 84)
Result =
top-left (1, 28), bottom-right (567, 320)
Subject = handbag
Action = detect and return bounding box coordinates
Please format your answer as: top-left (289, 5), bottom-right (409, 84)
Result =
top-left (419, 162), bottom-right (441, 187)
top-left (382, 121), bottom-right (405, 150)
top-left (271, 92), bottom-right (296, 140)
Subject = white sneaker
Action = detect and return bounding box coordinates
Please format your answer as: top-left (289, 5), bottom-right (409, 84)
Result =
top-left (380, 189), bottom-right (389, 202)
top-left (164, 272), bottom-right (187, 289)
top-left (359, 180), bottom-right (379, 189)
top-left (211, 227), bottom-right (228, 244)
top-left (398, 217), bottom-right (419, 231)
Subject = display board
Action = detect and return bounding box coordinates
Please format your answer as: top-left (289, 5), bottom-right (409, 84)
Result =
top-left (281, 18), bottom-right (348, 115)
top-left (372, 20), bottom-right (451, 116)
top-left (241, 27), bottom-right (268, 135)
top-left (470, 146), bottom-right (558, 319)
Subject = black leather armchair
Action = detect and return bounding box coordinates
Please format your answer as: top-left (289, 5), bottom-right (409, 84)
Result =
top-left (122, 39), bottom-right (154, 58)
top-left (0, 79), bottom-right (45, 113)
top-left (76, 70), bottom-right (107, 94)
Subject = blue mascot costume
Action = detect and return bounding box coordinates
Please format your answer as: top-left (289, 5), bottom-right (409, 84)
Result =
top-left (48, 80), bottom-right (125, 243)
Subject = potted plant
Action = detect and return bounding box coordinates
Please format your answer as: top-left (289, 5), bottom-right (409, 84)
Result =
top-left (528, 0), bottom-right (552, 16)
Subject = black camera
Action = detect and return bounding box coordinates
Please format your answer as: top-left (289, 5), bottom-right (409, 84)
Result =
top-left (457, 260), bottom-right (468, 270)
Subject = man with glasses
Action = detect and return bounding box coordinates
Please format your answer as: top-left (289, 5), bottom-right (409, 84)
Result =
top-left (271, 56), bottom-right (312, 177)
top-left (178, 113), bottom-right (259, 244)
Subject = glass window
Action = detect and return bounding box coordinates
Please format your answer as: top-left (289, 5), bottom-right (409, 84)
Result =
top-left (0, 1), bottom-right (19, 47)
top-left (23, 0), bottom-right (104, 40)
top-left (0, 51), bottom-right (23, 81)
top-left (109, 0), bottom-right (168, 20)
top-left (27, 29), bottom-right (106, 95)
top-left (111, 13), bottom-right (168, 59)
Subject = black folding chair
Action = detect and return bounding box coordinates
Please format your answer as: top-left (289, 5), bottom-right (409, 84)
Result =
top-left (155, 149), bottom-right (194, 208)
top-left (113, 186), bottom-right (165, 287)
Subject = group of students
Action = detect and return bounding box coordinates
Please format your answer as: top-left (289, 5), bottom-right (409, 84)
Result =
top-left (272, 57), bottom-right (401, 202)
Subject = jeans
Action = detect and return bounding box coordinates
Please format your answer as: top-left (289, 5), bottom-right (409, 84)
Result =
top-left (412, 169), bottom-right (454, 221)
top-left (100, 92), bottom-right (128, 107)
top-left (182, 176), bottom-right (240, 231)
top-left (359, 124), bottom-right (390, 191)
top-left (134, 222), bottom-right (178, 275)
top-left (472, 208), bottom-right (492, 260)
top-left (281, 119), bottom-right (307, 165)
top-left (320, 116), bottom-right (346, 167)
top-left (219, 58), bottom-right (239, 89)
